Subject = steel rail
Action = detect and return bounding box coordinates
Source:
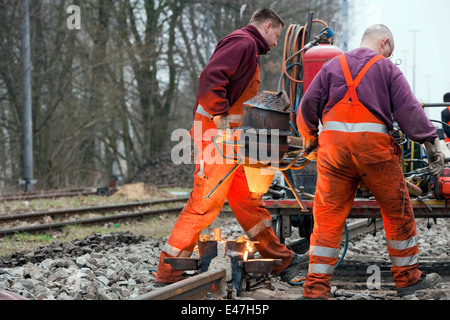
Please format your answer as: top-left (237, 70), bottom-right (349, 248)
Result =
top-left (264, 198), bottom-right (450, 218)
top-left (0, 205), bottom-right (186, 237)
top-left (0, 190), bottom-right (97, 202)
top-left (134, 220), bottom-right (384, 300)
top-left (284, 218), bottom-right (383, 254)
top-left (0, 188), bottom-right (90, 197)
top-left (0, 197), bottom-right (190, 222)
top-left (0, 288), bottom-right (28, 300)
top-left (132, 269), bottom-right (227, 300)
top-left (0, 185), bottom-right (179, 202)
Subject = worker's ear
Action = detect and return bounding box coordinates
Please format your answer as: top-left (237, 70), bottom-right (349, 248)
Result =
top-left (380, 38), bottom-right (390, 57)
top-left (264, 21), bottom-right (273, 34)
top-left (382, 38), bottom-right (392, 52)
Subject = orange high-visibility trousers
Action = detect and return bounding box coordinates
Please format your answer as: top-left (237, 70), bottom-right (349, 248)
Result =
top-left (303, 134), bottom-right (421, 299)
top-left (155, 121), bottom-right (294, 284)
top-left (301, 54), bottom-right (421, 299)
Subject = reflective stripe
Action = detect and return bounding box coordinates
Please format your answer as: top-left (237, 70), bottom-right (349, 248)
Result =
top-left (308, 263), bottom-right (335, 275)
top-left (162, 243), bottom-right (192, 258)
top-left (386, 236), bottom-right (418, 251)
top-left (323, 121), bottom-right (388, 134)
top-left (310, 246), bottom-right (340, 258)
top-left (246, 219), bottom-right (272, 239)
top-left (196, 104), bottom-right (213, 119)
top-left (390, 254), bottom-right (418, 267)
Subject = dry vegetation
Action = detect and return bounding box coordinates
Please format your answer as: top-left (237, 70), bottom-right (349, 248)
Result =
top-left (0, 184), bottom-right (190, 259)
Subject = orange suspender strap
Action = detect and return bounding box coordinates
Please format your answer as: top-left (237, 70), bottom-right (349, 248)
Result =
top-left (338, 54), bottom-right (385, 102)
top-left (338, 55), bottom-right (358, 103)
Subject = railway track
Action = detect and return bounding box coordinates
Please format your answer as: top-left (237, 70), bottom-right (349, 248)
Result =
top-left (132, 269), bottom-right (228, 300)
top-left (0, 215), bottom-right (448, 301)
top-left (0, 197), bottom-right (190, 237)
top-left (0, 184), bottom-right (178, 202)
top-left (133, 218), bottom-right (450, 301)
top-left (133, 219), bottom-right (375, 300)
top-left (0, 190), bottom-right (448, 301)
top-left (0, 189), bottom-right (98, 202)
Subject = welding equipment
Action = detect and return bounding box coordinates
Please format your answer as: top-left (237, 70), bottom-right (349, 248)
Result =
top-left (432, 168), bottom-right (450, 199)
top-left (303, 43), bottom-right (343, 93)
top-left (280, 15), bottom-right (343, 127)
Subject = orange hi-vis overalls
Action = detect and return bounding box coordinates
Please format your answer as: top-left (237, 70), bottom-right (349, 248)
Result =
top-left (446, 107), bottom-right (450, 143)
top-left (302, 54), bottom-right (421, 299)
top-left (156, 63), bottom-right (294, 284)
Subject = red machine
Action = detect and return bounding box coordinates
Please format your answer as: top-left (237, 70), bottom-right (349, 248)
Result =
top-left (302, 43), bottom-right (344, 93)
top-left (281, 17), bottom-right (343, 129)
top-left (437, 168), bottom-right (450, 199)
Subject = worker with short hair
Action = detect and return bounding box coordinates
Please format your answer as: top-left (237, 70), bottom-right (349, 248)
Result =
top-left (155, 8), bottom-right (307, 286)
top-left (297, 24), bottom-right (444, 299)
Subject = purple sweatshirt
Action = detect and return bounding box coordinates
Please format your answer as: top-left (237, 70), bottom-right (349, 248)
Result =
top-left (193, 25), bottom-right (270, 117)
top-left (297, 47), bottom-right (437, 144)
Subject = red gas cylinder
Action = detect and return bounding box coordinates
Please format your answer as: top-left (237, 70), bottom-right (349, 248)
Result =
top-left (303, 44), bottom-right (344, 94)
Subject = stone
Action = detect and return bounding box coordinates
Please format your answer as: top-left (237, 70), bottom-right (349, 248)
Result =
top-left (75, 256), bottom-right (87, 267)
top-left (96, 276), bottom-right (110, 287)
top-left (57, 292), bottom-right (75, 300)
top-left (20, 279), bottom-right (39, 291)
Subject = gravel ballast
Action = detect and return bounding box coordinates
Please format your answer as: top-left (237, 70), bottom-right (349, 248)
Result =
top-left (0, 218), bottom-right (449, 300)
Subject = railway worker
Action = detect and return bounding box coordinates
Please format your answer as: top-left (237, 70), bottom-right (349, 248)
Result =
top-left (155, 8), bottom-right (308, 286)
top-left (296, 24), bottom-right (444, 299)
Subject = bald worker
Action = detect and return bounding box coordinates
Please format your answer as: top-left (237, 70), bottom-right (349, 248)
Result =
top-left (297, 24), bottom-right (443, 299)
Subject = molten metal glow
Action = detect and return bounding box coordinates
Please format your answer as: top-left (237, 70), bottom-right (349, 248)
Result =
top-left (243, 240), bottom-right (255, 261)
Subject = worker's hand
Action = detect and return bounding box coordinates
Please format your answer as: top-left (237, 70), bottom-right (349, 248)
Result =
top-left (213, 114), bottom-right (242, 129)
top-left (303, 136), bottom-right (319, 160)
top-left (424, 138), bottom-right (445, 176)
top-left (213, 115), bottom-right (241, 143)
top-left (214, 129), bottom-right (233, 144)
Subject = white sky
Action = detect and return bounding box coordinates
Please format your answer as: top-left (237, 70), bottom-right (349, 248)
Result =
top-left (347, 0), bottom-right (450, 123)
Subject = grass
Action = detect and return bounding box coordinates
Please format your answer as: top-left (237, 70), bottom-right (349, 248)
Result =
top-left (0, 194), bottom-right (136, 214)
top-left (0, 215), bottom-right (179, 259)
top-left (0, 192), bottom-right (182, 260)
top-left (0, 188), bottom-right (234, 260)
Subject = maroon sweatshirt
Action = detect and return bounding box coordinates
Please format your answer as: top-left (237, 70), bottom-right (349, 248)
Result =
top-left (194, 25), bottom-right (270, 117)
top-left (298, 47), bottom-right (437, 144)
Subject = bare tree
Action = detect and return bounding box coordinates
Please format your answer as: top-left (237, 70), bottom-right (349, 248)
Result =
top-left (0, 0), bottom-right (342, 192)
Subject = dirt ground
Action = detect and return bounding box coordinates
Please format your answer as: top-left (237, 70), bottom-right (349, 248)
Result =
top-left (111, 182), bottom-right (174, 200)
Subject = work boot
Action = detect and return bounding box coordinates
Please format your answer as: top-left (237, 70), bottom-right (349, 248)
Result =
top-left (297, 296), bottom-right (325, 300)
top-left (397, 273), bottom-right (441, 297)
top-left (154, 273), bottom-right (190, 288)
top-left (279, 253), bottom-right (309, 282)
top-left (154, 281), bottom-right (171, 288)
